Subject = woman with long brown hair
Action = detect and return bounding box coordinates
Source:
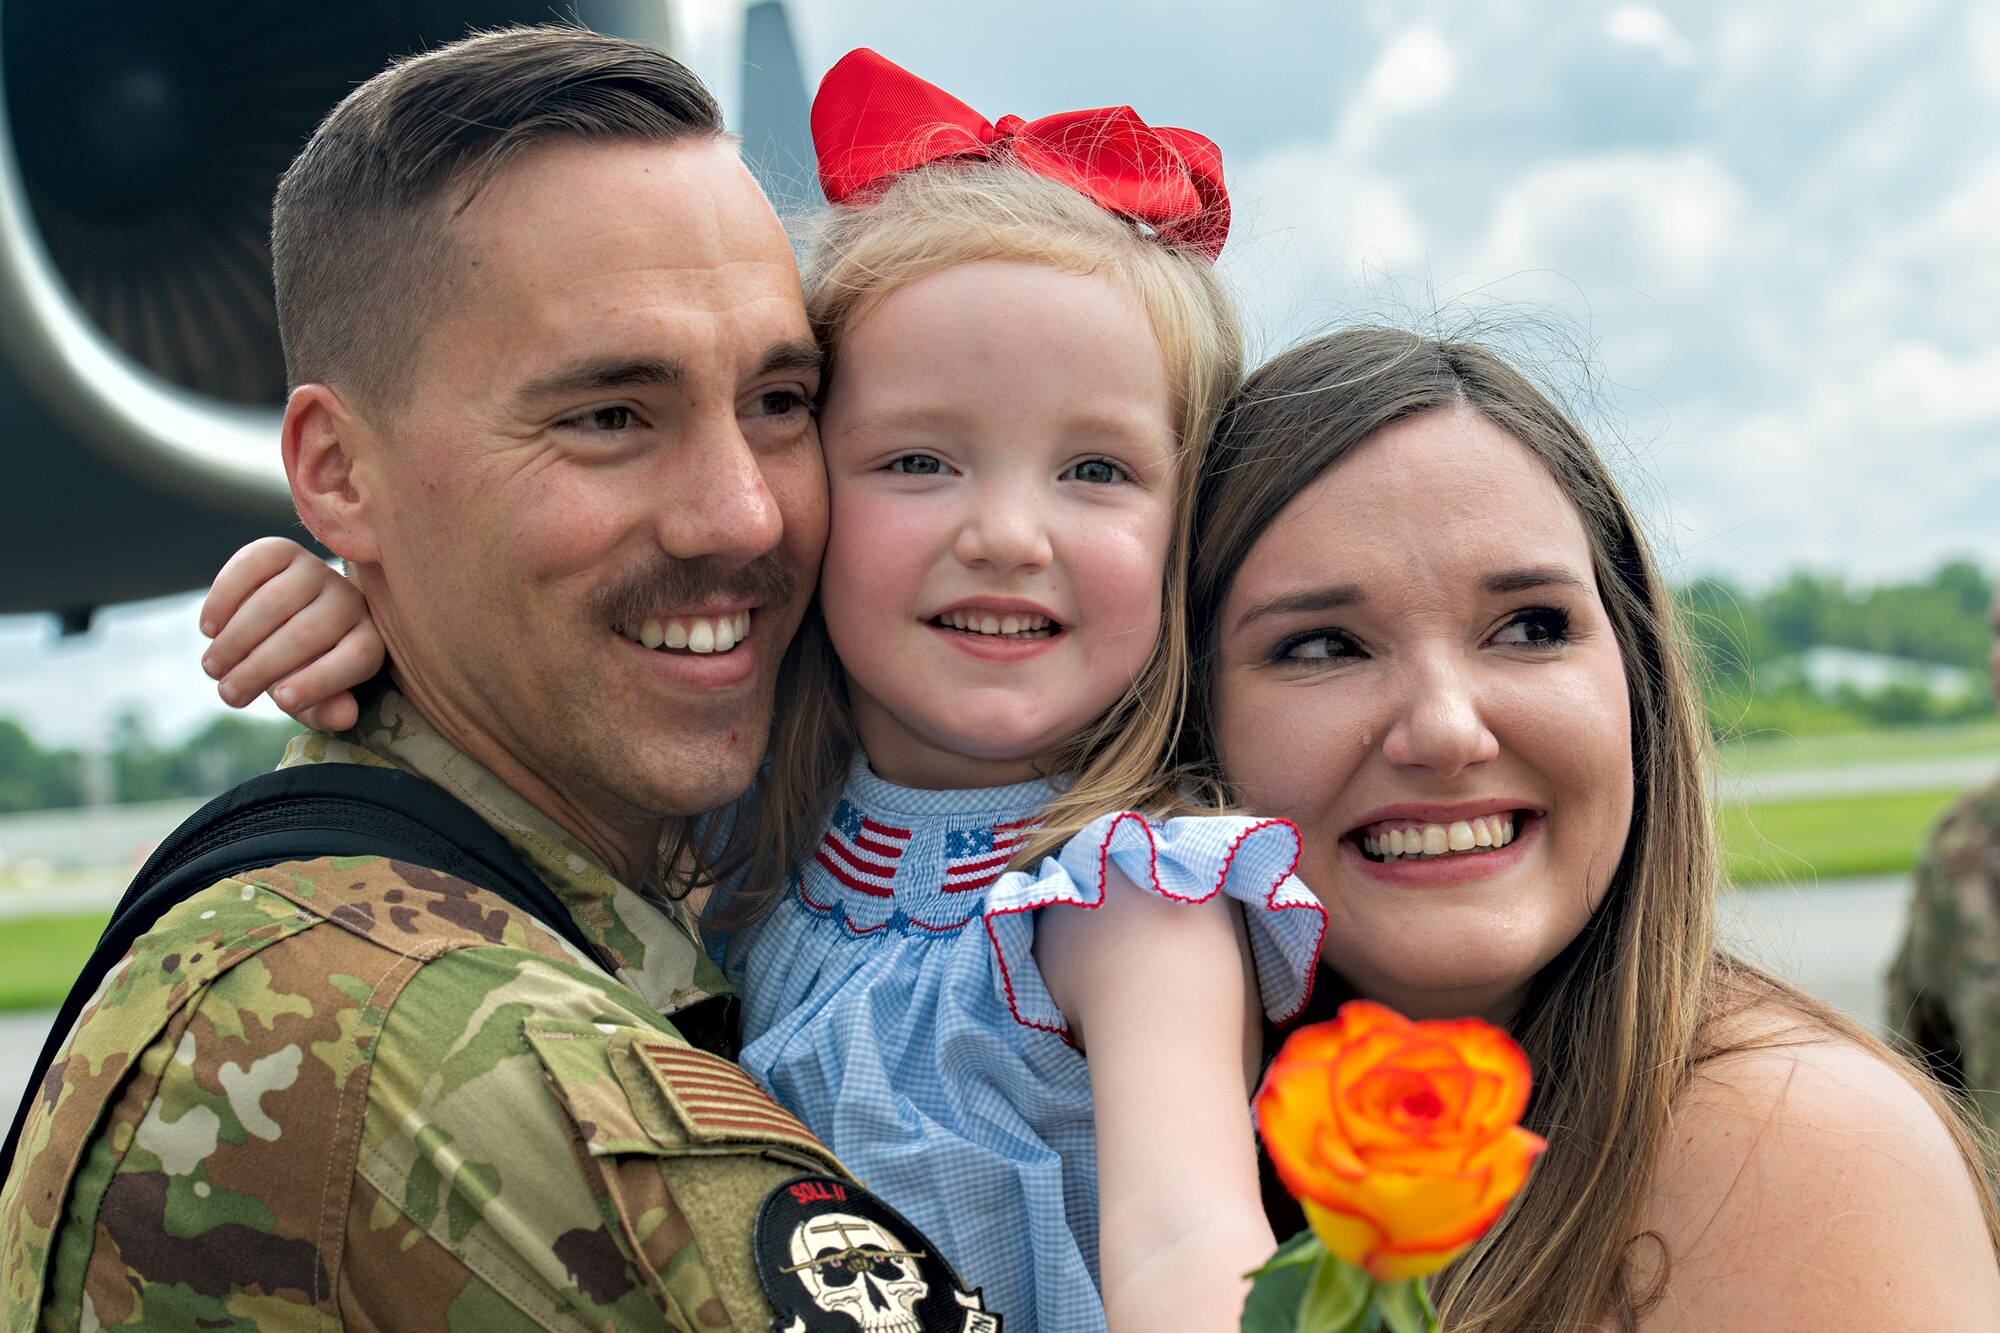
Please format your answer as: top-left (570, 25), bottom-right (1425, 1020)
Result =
top-left (190, 287), bottom-right (2000, 1325)
top-left (1189, 327), bottom-right (2000, 1329)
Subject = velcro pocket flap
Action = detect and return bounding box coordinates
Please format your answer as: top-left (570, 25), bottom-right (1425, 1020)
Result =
top-left (524, 1020), bottom-right (662, 1157)
top-left (525, 1019), bottom-right (846, 1327)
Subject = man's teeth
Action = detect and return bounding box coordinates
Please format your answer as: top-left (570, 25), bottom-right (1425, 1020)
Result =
top-left (935, 610), bottom-right (1055, 639)
top-left (618, 610), bottom-right (751, 654)
top-left (1361, 815), bottom-right (1518, 861)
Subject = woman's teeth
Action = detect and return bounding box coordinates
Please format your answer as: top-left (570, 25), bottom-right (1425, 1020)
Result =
top-left (616, 610), bottom-right (751, 654)
top-left (933, 610), bottom-right (1056, 639)
top-left (1361, 815), bottom-right (1517, 862)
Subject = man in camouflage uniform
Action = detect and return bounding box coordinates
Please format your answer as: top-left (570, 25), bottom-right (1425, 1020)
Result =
top-left (2, 29), bottom-right (846, 1330)
top-left (1887, 583), bottom-right (2000, 1132)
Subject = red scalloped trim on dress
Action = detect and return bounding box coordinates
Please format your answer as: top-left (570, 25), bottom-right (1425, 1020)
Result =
top-left (797, 860), bottom-right (984, 935)
top-left (983, 812), bottom-right (1329, 1038)
top-left (796, 871), bottom-right (897, 934)
top-left (1222, 818), bottom-right (1326, 1024)
top-left (979, 811), bottom-right (1166, 1046)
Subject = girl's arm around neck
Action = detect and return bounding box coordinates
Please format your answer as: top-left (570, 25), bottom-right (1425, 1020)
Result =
top-left (1634, 1025), bottom-right (2000, 1330)
top-left (1036, 863), bottom-right (1273, 1333)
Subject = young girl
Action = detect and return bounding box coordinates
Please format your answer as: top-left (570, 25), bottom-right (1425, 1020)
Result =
top-left (200, 49), bottom-right (1326, 1331)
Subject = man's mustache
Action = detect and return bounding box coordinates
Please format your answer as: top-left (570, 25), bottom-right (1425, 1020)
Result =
top-left (590, 553), bottom-right (799, 628)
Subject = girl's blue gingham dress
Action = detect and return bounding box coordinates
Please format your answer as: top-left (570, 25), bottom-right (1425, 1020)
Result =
top-left (718, 756), bottom-right (1327, 1332)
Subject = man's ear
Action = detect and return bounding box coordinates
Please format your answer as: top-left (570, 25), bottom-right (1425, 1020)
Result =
top-left (283, 384), bottom-right (382, 564)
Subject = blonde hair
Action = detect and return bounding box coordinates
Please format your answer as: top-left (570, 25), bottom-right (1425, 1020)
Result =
top-left (1187, 329), bottom-right (1999, 1330)
top-left (701, 160), bottom-right (1242, 924)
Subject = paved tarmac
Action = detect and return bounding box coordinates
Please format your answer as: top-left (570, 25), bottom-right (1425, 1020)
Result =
top-left (1716, 874), bottom-right (1908, 1031)
top-left (0, 875), bottom-right (1918, 1124)
top-left (0, 882), bottom-right (121, 921)
top-left (1, 1009), bottom-right (58, 1123)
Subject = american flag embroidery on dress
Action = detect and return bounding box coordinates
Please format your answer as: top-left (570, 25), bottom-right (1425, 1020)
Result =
top-left (813, 799), bottom-right (912, 897)
top-left (941, 817), bottom-right (1038, 894)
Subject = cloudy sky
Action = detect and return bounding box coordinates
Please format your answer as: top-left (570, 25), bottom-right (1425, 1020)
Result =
top-left (5, 0), bottom-right (1998, 746)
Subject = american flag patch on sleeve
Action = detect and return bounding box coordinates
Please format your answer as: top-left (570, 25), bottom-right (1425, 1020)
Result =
top-left (632, 1039), bottom-right (837, 1163)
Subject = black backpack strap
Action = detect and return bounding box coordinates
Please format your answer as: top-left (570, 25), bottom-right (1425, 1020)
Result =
top-left (122, 764), bottom-right (599, 960)
top-left (0, 763), bottom-right (600, 1180)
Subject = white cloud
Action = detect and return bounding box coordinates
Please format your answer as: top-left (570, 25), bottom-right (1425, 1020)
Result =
top-left (1342, 26), bottom-right (1458, 154)
top-left (1365, 26), bottom-right (1457, 113)
top-left (1971, 3), bottom-right (2000, 92)
top-left (1229, 139), bottom-right (1429, 276)
top-left (1932, 148), bottom-right (2000, 238)
top-left (1473, 149), bottom-right (1750, 296)
top-left (1811, 146), bottom-right (2000, 359)
top-left (1606, 4), bottom-right (1696, 68)
top-left (1710, 0), bottom-right (1947, 95)
top-left (1862, 342), bottom-right (2000, 432)
top-left (1222, 23), bottom-right (1457, 348)
top-left (1657, 334), bottom-right (2000, 580)
top-left (1224, 148), bottom-right (1432, 358)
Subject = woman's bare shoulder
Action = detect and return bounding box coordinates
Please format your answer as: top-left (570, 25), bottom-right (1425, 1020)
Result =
top-left (1633, 1004), bottom-right (2000, 1330)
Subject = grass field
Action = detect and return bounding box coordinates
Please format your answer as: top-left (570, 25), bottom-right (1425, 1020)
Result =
top-left (0, 912), bottom-right (110, 1012)
top-left (1720, 787), bottom-right (1965, 886)
top-left (1716, 718), bottom-right (1991, 884)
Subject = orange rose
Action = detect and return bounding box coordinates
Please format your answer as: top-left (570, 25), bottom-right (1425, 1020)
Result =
top-left (1255, 1000), bottom-right (1546, 1281)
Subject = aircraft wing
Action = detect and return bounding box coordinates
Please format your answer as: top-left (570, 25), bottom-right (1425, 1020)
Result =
top-left (0, 0), bottom-right (809, 628)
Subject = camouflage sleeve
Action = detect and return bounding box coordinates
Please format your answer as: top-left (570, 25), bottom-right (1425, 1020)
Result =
top-left (31, 901), bottom-right (844, 1331)
top-left (1887, 786), bottom-right (2000, 1132)
top-left (353, 945), bottom-right (842, 1330)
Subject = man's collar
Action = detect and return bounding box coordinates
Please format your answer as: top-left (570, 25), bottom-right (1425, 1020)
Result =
top-left (279, 680), bottom-right (731, 1015)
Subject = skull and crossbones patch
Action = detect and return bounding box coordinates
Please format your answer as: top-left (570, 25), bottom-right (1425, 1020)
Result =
top-left (755, 1175), bottom-right (1000, 1333)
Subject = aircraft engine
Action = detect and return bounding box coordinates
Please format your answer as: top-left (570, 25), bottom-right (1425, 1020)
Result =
top-left (0, 0), bottom-right (672, 623)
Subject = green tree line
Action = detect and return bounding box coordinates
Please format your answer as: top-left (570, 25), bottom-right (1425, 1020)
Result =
top-left (0, 713), bottom-right (301, 815)
top-left (1678, 559), bottom-right (1994, 737)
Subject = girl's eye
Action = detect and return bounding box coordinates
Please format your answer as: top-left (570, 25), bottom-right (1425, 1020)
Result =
top-left (888, 453), bottom-right (947, 475)
top-left (1273, 629), bottom-right (1364, 664)
top-left (1490, 607), bottom-right (1572, 649)
top-left (565, 405), bottom-right (636, 432)
top-left (754, 389), bottom-right (814, 418)
top-left (1064, 458), bottom-right (1129, 485)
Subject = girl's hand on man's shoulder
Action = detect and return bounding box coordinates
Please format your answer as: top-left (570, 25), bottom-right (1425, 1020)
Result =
top-left (1635, 1026), bottom-right (2000, 1331)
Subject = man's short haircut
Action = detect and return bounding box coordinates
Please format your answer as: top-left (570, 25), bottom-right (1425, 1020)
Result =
top-left (271, 25), bottom-right (725, 409)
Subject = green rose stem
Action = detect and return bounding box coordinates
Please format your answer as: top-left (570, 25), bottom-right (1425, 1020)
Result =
top-left (1242, 1232), bottom-right (1442, 1333)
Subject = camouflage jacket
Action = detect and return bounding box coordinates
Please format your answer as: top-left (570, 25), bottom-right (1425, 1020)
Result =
top-left (1887, 775), bottom-right (2000, 1133)
top-left (1, 688), bottom-right (846, 1330)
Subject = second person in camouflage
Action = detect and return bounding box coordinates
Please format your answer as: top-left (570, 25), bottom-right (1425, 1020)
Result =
top-left (1889, 582), bottom-right (2000, 1131)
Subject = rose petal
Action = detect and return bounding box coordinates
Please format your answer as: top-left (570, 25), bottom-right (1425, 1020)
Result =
top-left (1333, 1000), bottom-right (1417, 1038)
top-left (1431, 1018), bottom-right (1534, 1126)
top-left (1337, 1164), bottom-right (1497, 1248)
top-left (1353, 1140), bottom-right (1477, 1177)
top-left (1366, 1237), bottom-right (1480, 1282)
top-left (1301, 1198), bottom-right (1389, 1271)
top-left (1258, 1002), bottom-right (1543, 1268)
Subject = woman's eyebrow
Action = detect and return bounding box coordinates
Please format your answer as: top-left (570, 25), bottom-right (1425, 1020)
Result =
top-left (1233, 585), bottom-right (1363, 633)
top-left (1483, 566), bottom-right (1590, 596)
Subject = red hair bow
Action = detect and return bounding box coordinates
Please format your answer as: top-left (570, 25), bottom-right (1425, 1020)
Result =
top-left (812, 48), bottom-right (1230, 260)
